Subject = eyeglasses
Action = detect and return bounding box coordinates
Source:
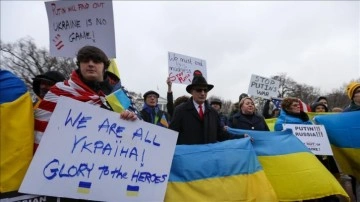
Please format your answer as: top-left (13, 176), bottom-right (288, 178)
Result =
top-left (194, 88), bottom-right (208, 93)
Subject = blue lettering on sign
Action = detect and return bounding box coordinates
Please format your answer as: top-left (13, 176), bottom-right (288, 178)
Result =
top-left (131, 169), bottom-right (167, 184)
top-left (43, 159), bottom-right (94, 180)
top-left (132, 128), bottom-right (160, 147)
top-left (64, 109), bottom-right (92, 129)
top-left (98, 118), bottom-right (125, 138)
top-left (71, 135), bottom-right (144, 163)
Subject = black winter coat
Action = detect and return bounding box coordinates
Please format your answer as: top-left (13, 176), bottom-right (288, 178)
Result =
top-left (228, 112), bottom-right (270, 131)
top-left (170, 98), bottom-right (230, 145)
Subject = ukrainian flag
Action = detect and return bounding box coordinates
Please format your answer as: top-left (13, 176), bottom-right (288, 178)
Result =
top-left (159, 114), bottom-right (169, 128)
top-left (314, 111), bottom-right (360, 179)
top-left (126, 185), bottom-right (139, 197)
top-left (265, 118), bottom-right (277, 131)
top-left (165, 138), bottom-right (278, 202)
top-left (77, 181), bottom-right (91, 194)
top-left (227, 128), bottom-right (349, 201)
top-left (106, 89), bottom-right (131, 113)
top-left (0, 70), bottom-right (34, 192)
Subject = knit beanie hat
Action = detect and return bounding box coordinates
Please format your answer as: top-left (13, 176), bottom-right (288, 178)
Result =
top-left (346, 82), bottom-right (360, 99)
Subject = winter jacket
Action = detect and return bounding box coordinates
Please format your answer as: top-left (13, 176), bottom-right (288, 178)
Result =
top-left (228, 111), bottom-right (269, 131)
top-left (169, 98), bottom-right (230, 145)
top-left (274, 110), bottom-right (312, 131)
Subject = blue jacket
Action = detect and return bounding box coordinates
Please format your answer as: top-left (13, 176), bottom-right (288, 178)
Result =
top-left (274, 110), bottom-right (312, 131)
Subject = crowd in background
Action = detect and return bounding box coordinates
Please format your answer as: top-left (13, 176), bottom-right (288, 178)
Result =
top-left (1, 45), bottom-right (359, 202)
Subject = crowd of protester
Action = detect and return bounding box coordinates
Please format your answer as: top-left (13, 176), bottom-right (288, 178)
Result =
top-left (1, 45), bottom-right (359, 201)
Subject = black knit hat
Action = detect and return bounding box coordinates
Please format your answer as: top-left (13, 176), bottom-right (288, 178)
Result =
top-left (32, 71), bottom-right (66, 97)
top-left (311, 102), bottom-right (328, 112)
top-left (210, 98), bottom-right (222, 107)
top-left (239, 93), bottom-right (248, 102)
top-left (186, 71), bottom-right (214, 93)
top-left (143, 90), bottom-right (159, 99)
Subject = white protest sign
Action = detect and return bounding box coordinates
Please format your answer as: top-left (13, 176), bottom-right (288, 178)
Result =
top-left (20, 96), bottom-right (178, 202)
top-left (45, 0), bottom-right (116, 57)
top-left (247, 74), bottom-right (280, 99)
top-left (168, 52), bottom-right (207, 85)
top-left (283, 124), bottom-right (333, 155)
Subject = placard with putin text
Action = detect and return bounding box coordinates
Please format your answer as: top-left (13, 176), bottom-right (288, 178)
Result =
top-left (247, 74), bottom-right (280, 99)
top-left (283, 124), bottom-right (333, 156)
top-left (20, 96), bottom-right (178, 201)
top-left (45, 0), bottom-right (116, 57)
top-left (168, 52), bottom-right (207, 85)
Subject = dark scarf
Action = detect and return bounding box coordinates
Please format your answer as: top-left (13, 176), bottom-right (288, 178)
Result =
top-left (142, 103), bottom-right (161, 124)
top-left (284, 110), bottom-right (309, 122)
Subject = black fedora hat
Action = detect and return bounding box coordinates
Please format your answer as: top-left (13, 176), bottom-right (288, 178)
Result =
top-left (186, 72), bottom-right (214, 93)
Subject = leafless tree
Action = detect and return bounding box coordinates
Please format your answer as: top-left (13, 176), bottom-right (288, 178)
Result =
top-left (1, 37), bottom-right (76, 90)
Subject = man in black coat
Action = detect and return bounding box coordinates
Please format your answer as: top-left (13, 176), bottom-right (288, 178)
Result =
top-left (170, 72), bottom-right (229, 145)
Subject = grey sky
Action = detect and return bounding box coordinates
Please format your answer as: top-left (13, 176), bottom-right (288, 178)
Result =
top-left (1, 1), bottom-right (359, 102)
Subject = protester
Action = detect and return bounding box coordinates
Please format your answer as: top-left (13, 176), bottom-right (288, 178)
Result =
top-left (274, 97), bottom-right (312, 131)
top-left (343, 81), bottom-right (360, 201)
top-left (210, 98), bottom-right (228, 127)
top-left (34, 45), bottom-right (138, 153)
top-left (166, 77), bottom-right (175, 116)
top-left (228, 97), bottom-right (269, 132)
top-left (228, 93), bottom-right (248, 118)
top-left (141, 90), bottom-right (170, 128)
top-left (331, 107), bottom-right (343, 112)
top-left (262, 98), bottom-right (280, 119)
top-left (344, 81), bottom-right (360, 112)
top-left (173, 95), bottom-right (190, 109)
top-left (169, 72), bottom-right (229, 145)
top-left (310, 102), bottom-right (328, 113)
top-left (32, 70), bottom-right (65, 108)
top-left (314, 96), bottom-right (329, 108)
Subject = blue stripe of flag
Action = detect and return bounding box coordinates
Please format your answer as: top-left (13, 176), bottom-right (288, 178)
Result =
top-left (78, 181), bottom-right (92, 189)
top-left (127, 185), bottom-right (139, 192)
top-left (169, 138), bottom-right (262, 182)
top-left (227, 128), bottom-right (312, 156)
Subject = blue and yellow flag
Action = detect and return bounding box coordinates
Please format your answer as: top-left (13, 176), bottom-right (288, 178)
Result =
top-left (165, 138), bottom-right (278, 202)
top-left (227, 128), bottom-right (348, 201)
top-left (106, 89), bottom-right (131, 113)
top-left (0, 70), bottom-right (34, 192)
top-left (314, 111), bottom-right (360, 179)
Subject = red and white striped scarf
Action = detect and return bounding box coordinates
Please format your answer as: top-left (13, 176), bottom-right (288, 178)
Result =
top-left (34, 70), bottom-right (104, 152)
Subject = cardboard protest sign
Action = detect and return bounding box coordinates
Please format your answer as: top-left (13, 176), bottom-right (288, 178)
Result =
top-left (45, 0), bottom-right (116, 57)
top-left (247, 74), bottom-right (280, 99)
top-left (283, 124), bottom-right (333, 155)
top-left (20, 97), bottom-right (178, 201)
top-left (168, 52), bottom-right (207, 85)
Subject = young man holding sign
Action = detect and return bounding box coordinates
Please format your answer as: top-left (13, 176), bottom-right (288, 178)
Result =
top-left (34, 46), bottom-right (138, 152)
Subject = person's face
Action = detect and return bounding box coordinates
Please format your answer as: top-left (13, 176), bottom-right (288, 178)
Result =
top-left (273, 109), bottom-right (280, 117)
top-left (39, 79), bottom-right (55, 98)
top-left (315, 105), bottom-right (326, 112)
top-left (145, 94), bottom-right (158, 107)
top-left (211, 103), bottom-right (221, 112)
top-left (191, 86), bottom-right (208, 104)
top-left (287, 101), bottom-right (300, 114)
top-left (241, 98), bottom-right (255, 115)
top-left (318, 98), bottom-right (328, 107)
top-left (79, 59), bottom-right (105, 82)
top-left (353, 87), bottom-right (360, 104)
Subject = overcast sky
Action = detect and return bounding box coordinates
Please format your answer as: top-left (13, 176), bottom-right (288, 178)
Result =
top-left (1, 1), bottom-right (359, 102)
